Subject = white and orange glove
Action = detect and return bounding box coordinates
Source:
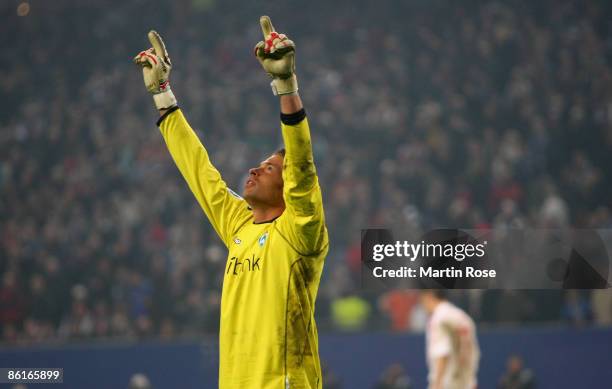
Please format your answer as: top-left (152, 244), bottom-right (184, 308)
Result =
top-left (134, 31), bottom-right (177, 110)
top-left (254, 16), bottom-right (298, 96)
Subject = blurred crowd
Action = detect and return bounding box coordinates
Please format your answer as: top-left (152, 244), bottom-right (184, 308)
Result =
top-left (1, 0), bottom-right (612, 344)
top-left (367, 354), bottom-right (535, 389)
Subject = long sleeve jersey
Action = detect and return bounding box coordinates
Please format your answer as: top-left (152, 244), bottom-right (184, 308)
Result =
top-left (157, 107), bottom-right (329, 389)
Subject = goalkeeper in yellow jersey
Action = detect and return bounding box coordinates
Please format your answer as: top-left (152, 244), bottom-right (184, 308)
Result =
top-left (134, 16), bottom-right (329, 389)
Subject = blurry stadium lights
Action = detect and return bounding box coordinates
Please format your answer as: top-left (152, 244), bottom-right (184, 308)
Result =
top-left (17, 2), bottom-right (30, 17)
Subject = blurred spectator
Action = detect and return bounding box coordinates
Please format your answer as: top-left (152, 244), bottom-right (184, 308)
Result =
top-left (562, 290), bottom-right (593, 327)
top-left (322, 362), bottom-right (343, 389)
top-left (58, 285), bottom-right (95, 339)
top-left (128, 373), bottom-right (152, 389)
top-left (331, 294), bottom-right (371, 331)
top-left (0, 271), bottom-right (25, 329)
top-left (373, 363), bottom-right (412, 389)
top-left (498, 355), bottom-right (536, 389)
top-left (378, 290), bottom-right (420, 332)
top-left (591, 289), bottom-right (612, 326)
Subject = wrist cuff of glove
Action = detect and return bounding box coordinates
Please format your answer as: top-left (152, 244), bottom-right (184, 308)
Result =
top-left (271, 74), bottom-right (298, 96)
top-left (153, 89), bottom-right (178, 110)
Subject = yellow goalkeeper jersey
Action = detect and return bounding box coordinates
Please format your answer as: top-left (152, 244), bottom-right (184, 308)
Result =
top-left (158, 108), bottom-right (329, 389)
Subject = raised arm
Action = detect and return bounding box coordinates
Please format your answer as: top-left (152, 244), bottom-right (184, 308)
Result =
top-left (255, 16), bottom-right (328, 256)
top-left (135, 31), bottom-right (251, 247)
top-left (278, 97), bottom-right (327, 256)
top-left (158, 109), bottom-right (251, 247)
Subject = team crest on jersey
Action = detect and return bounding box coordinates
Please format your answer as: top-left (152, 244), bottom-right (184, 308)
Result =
top-left (233, 237), bottom-right (241, 245)
top-left (258, 232), bottom-right (268, 247)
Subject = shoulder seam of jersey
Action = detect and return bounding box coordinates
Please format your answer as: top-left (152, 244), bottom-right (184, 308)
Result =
top-left (226, 187), bottom-right (243, 200)
top-left (229, 209), bottom-right (254, 242)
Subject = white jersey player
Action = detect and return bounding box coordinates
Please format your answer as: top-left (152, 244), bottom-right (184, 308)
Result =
top-left (421, 291), bottom-right (480, 389)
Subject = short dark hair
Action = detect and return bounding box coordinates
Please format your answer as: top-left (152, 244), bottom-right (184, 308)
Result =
top-left (274, 148), bottom-right (286, 157)
top-left (423, 290), bottom-right (448, 300)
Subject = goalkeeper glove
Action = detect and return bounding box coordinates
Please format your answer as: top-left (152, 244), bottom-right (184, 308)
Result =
top-left (254, 16), bottom-right (298, 96)
top-left (133, 30), bottom-right (177, 110)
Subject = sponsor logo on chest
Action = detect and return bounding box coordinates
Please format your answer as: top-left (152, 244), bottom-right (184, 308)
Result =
top-left (226, 254), bottom-right (261, 276)
top-left (227, 231), bottom-right (269, 277)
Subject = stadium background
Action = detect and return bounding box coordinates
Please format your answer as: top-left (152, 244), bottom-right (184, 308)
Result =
top-left (1, 0), bottom-right (612, 387)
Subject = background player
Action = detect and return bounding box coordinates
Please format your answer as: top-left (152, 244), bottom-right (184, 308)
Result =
top-left (134, 16), bottom-right (329, 389)
top-left (421, 290), bottom-right (480, 389)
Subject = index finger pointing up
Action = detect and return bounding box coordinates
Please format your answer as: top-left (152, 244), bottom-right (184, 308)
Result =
top-left (260, 16), bottom-right (275, 38)
top-left (148, 30), bottom-right (168, 58)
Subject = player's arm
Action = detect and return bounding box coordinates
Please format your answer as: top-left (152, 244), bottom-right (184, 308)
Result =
top-left (158, 109), bottom-right (251, 247)
top-left (456, 326), bottom-right (474, 375)
top-left (255, 16), bottom-right (328, 256)
top-left (428, 321), bottom-right (453, 389)
top-left (278, 94), bottom-right (327, 256)
top-left (432, 355), bottom-right (449, 389)
top-left (134, 31), bottom-right (250, 247)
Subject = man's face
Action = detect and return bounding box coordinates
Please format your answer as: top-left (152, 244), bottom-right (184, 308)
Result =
top-left (243, 153), bottom-right (285, 208)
